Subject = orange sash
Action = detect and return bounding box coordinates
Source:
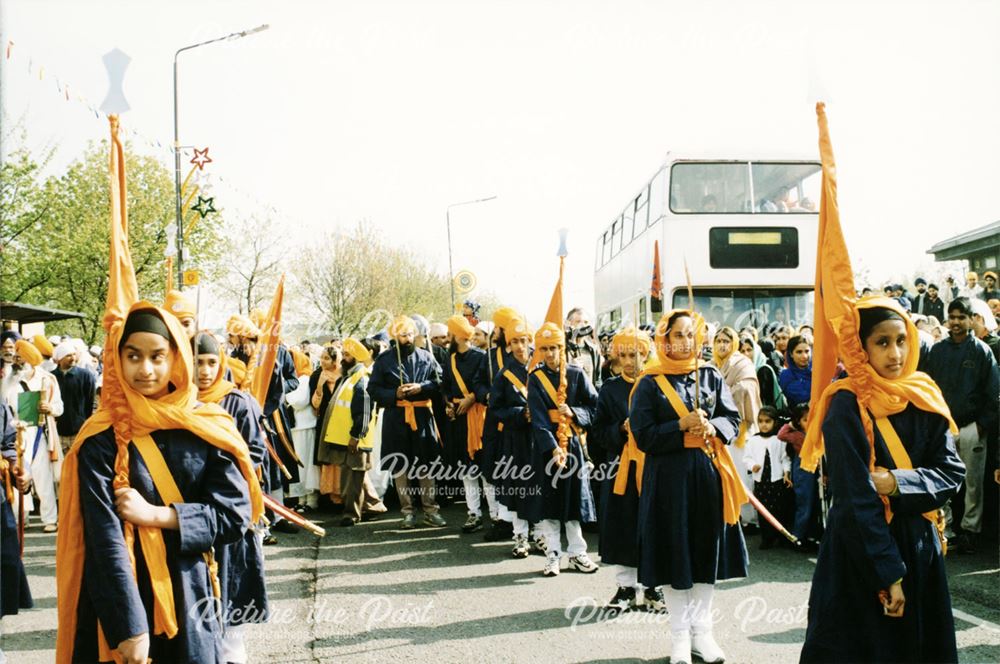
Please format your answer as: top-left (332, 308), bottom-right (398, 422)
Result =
top-left (653, 375), bottom-right (747, 525)
top-left (397, 399), bottom-right (433, 431)
top-left (614, 380), bottom-right (644, 496)
top-left (874, 417), bottom-right (948, 555)
top-left (451, 354), bottom-right (486, 459)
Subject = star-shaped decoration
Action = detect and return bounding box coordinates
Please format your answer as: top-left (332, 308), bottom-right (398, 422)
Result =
top-left (193, 170), bottom-right (214, 194)
top-left (191, 195), bottom-right (217, 218)
top-left (190, 146), bottom-right (213, 170)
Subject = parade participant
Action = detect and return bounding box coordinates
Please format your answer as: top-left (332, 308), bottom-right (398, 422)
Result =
top-left (489, 317), bottom-right (537, 557)
top-left (367, 315), bottom-right (446, 528)
top-left (57, 305), bottom-right (262, 664)
top-left (321, 338), bottom-right (380, 526)
top-left (799, 297), bottom-right (964, 663)
top-left (0, 331), bottom-right (20, 400)
top-left (527, 322), bottom-right (599, 577)
top-left (32, 335), bottom-right (56, 372)
top-left (481, 306), bottom-right (520, 543)
top-left (442, 315), bottom-right (493, 532)
top-left (592, 326), bottom-right (665, 613)
top-left (5, 339), bottom-right (63, 532)
top-left (230, 313), bottom-right (300, 537)
top-left (430, 323), bottom-right (449, 349)
top-left (286, 348), bottom-right (321, 513)
top-left (193, 332), bottom-right (268, 664)
top-left (744, 406), bottom-right (792, 549)
top-left (0, 402), bottom-right (32, 646)
top-left (629, 310), bottom-right (747, 664)
top-left (472, 320), bottom-right (493, 350)
top-left (51, 341), bottom-right (96, 456)
top-left (163, 289), bottom-right (198, 340)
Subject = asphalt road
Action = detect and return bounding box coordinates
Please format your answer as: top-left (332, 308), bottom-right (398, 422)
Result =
top-left (4, 502), bottom-right (999, 663)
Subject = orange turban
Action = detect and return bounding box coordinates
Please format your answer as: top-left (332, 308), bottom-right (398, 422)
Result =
top-left (15, 339), bottom-right (43, 366)
top-left (610, 326), bottom-right (651, 356)
top-left (446, 315), bottom-right (475, 342)
top-left (492, 306), bottom-right (519, 331)
top-left (32, 334), bottom-right (54, 358)
top-left (163, 290), bottom-right (196, 320)
top-left (388, 315), bottom-right (417, 340)
top-left (343, 337), bottom-right (372, 364)
top-left (534, 321), bottom-right (565, 348)
top-left (226, 314), bottom-right (260, 339)
top-left (504, 317), bottom-right (533, 342)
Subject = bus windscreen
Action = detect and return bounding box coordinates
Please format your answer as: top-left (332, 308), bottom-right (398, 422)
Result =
top-left (671, 288), bottom-right (814, 332)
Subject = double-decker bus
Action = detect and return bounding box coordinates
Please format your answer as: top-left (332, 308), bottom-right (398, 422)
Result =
top-left (594, 153), bottom-right (821, 334)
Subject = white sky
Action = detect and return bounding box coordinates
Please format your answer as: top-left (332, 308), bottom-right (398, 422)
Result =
top-left (3, 0), bottom-right (999, 323)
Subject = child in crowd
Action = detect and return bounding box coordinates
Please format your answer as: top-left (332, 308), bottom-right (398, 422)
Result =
top-left (744, 406), bottom-right (793, 549)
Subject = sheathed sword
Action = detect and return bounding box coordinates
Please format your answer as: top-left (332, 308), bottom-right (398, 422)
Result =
top-left (263, 493), bottom-right (325, 536)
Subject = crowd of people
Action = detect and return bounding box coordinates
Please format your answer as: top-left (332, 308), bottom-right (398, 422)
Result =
top-left (0, 276), bottom-right (995, 663)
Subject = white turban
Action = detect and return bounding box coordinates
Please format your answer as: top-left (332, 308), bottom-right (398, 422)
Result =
top-left (53, 341), bottom-right (77, 362)
top-left (429, 322), bottom-right (448, 337)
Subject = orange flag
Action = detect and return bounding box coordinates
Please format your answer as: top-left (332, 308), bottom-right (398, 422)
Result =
top-left (802, 102), bottom-right (856, 471)
top-left (103, 115), bottom-right (139, 332)
top-left (650, 239), bottom-right (663, 313)
top-left (529, 255), bottom-right (565, 371)
top-left (251, 275), bottom-right (285, 407)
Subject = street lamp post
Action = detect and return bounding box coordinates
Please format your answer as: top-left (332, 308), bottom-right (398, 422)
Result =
top-left (173, 24), bottom-right (269, 289)
top-left (446, 195), bottom-right (497, 311)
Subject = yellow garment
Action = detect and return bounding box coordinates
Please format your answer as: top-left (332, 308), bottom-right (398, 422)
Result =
top-left (397, 399), bottom-right (433, 431)
top-left (450, 354), bottom-right (486, 458)
top-left (163, 289), bottom-right (196, 320)
top-left (503, 317), bottom-right (532, 343)
top-left (324, 366), bottom-right (375, 450)
top-left (32, 334), bottom-right (54, 358)
top-left (342, 337), bottom-right (371, 364)
top-left (534, 368), bottom-right (574, 450)
top-left (653, 375), bottom-right (748, 525)
top-left (446, 315), bottom-right (475, 342)
top-left (14, 339), bottom-right (42, 367)
top-left (249, 308), bottom-right (267, 331)
top-left (534, 321), bottom-right (565, 348)
top-left (227, 356), bottom-right (248, 388)
top-left (712, 326), bottom-right (739, 367)
top-left (613, 374), bottom-right (644, 496)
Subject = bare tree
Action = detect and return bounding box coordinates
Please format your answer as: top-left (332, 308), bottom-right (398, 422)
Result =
top-left (213, 213), bottom-right (286, 315)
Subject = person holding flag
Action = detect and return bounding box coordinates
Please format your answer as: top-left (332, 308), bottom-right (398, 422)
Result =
top-left (629, 309), bottom-right (748, 664)
top-left (56, 115), bottom-right (262, 664)
top-left (798, 103), bottom-right (965, 663)
top-left (592, 326), bottom-right (665, 613)
top-left (527, 322), bottom-right (599, 577)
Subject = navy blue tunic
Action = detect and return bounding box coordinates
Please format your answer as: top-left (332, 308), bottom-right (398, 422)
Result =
top-left (1, 402), bottom-right (32, 617)
top-left (368, 343), bottom-right (443, 473)
top-left (592, 376), bottom-right (640, 568)
top-left (73, 426), bottom-right (251, 664)
top-left (526, 364), bottom-right (598, 524)
top-left (800, 392), bottom-right (964, 663)
top-left (489, 362), bottom-right (541, 518)
top-left (441, 346), bottom-right (488, 470)
top-left (215, 389), bottom-right (269, 627)
top-left (477, 346), bottom-right (512, 482)
top-left (630, 367), bottom-right (748, 590)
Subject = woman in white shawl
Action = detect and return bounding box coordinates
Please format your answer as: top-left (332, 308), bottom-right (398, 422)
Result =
top-left (713, 326), bottom-right (762, 527)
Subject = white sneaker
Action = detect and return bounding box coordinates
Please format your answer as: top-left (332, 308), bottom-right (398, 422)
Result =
top-left (670, 630), bottom-right (691, 664)
top-left (542, 551), bottom-right (561, 576)
top-left (511, 534), bottom-right (530, 559)
top-left (567, 552), bottom-right (599, 573)
top-left (691, 631), bottom-right (726, 663)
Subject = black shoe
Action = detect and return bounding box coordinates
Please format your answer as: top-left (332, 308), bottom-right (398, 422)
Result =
top-left (262, 534), bottom-right (279, 546)
top-left (339, 516), bottom-right (357, 527)
top-left (483, 520), bottom-right (513, 541)
top-left (605, 586), bottom-right (637, 614)
top-left (955, 532), bottom-right (978, 554)
top-left (642, 587), bottom-right (667, 613)
top-left (272, 519), bottom-right (299, 534)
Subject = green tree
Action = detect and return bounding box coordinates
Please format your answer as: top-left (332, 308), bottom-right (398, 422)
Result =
top-left (1, 140), bottom-right (223, 343)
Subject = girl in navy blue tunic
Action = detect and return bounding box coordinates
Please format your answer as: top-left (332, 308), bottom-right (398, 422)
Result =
top-left (629, 310), bottom-right (748, 664)
top-left (799, 298), bottom-right (964, 663)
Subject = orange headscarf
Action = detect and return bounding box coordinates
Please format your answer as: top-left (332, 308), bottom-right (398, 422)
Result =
top-left (646, 309), bottom-right (707, 375)
top-left (196, 334), bottom-right (237, 405)
top-left (799, 296), bottom-right (957, 473)
top-left (56, 303), bottom-right (264, 662)
top-left (290, 348), bottom-right (313, 378)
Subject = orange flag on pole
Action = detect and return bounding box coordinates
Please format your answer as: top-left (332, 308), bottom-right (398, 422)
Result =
top-left (650, 239), bottom-right (663, 313)
top-left (251, 275), bottom-right (285, 407)
top-left (801, 102), bottom-right (856, 472)
top-left (103, 115), bottom-right (139, 332)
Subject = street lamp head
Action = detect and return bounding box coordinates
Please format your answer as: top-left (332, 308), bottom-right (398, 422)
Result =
top-left (231, 24), bottom-right (270, 41)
